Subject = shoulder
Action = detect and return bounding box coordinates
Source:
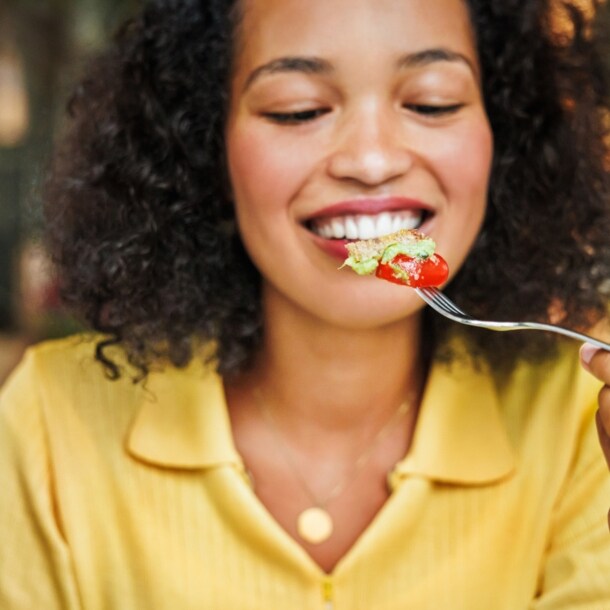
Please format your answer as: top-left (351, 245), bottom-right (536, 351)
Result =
top-left (500, 341), bottom-right (600, 418)
top-left (0, 333), bottom-right (218, 435)
top-left (2, 333), bottom-right (124, 397)
top-left (494, 341), bottom-right (603, 469)
top-left (0, 334), bottom-right (140, 437)
top-left (14, 333), bottom-right (124, 383)
top-left (452, 337), bottom-right (599, 420)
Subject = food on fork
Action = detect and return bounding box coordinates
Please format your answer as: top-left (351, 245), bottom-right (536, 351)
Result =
top-left (343, 229), bottom-right (449, 288)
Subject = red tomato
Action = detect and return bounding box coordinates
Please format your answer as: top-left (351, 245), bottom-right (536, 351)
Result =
top-left (375, 253), bottom-right (449, 287)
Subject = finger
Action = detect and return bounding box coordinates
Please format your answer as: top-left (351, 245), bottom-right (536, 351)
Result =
top-left (595, 410), bottom-right (610, 531)
top-left (596, 409), bottom-right (610, 470)
top-left (580, 343), bottom-right (610, 381)
top-left (597, 387), bottom-right (610, 437)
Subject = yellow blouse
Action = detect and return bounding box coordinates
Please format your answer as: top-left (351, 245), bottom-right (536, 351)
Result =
top-left (1, 336), bottom-right (610, 610)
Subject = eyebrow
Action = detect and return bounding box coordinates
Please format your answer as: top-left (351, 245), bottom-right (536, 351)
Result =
top-left (243, 56), bottom-right (333, 92)
top-left (397, 48), bottom-right (479, 78)
top-left (242, 47), bottom-right (478, 92)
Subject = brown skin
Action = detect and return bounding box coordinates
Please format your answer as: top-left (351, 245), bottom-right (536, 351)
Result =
top-left (224, 0), bottom-right (491, 573)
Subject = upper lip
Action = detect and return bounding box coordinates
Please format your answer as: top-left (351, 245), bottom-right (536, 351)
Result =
top-left (305, 197), bottom-right (433, 221)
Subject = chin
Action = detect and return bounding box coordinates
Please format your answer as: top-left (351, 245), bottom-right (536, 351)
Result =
top-left (307, 286), bottom-right (425, 331)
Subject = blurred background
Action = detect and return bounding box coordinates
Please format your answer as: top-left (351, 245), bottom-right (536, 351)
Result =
top-left (0, 0), bottom-right (139, 384)
top-left (0, 0), bottom-right (609, 386)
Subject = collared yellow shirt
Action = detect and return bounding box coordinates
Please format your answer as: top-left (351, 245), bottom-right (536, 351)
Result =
top-left (1, 335), bottom-right (610, 609)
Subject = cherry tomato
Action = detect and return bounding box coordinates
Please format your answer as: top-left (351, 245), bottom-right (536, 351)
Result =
top-left (375, 253), bottom-right (449, 287)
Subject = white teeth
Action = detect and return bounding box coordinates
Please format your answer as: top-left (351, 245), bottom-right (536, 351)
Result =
top-left (345, 216), bottom-right (358, 239)
top-left (376, 212), bottom-right (393, 236)
top-left (401, 213), bottom-right (421, 231)
top-left (331, 218), bottom-right (345, 239)
top-left (392, 214), bottom-right (404, 232)
top-left (357, 216), bottom-right (376, 239)
top-left (312, 210), bottom-right (424, 240)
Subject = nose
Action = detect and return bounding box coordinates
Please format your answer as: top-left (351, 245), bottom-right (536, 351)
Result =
top-left (327, 102), bottom-right (413, 186)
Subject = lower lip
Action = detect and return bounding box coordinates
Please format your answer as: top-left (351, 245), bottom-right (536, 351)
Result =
top-left (311, 233), bottom-right (351, 260)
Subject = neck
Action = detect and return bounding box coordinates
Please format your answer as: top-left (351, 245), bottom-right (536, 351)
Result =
top-left (243, 285), bottom-right (424, 435)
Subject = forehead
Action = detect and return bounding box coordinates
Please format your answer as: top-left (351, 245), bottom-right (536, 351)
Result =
top-left (234, 0), bottom-right (477, 72)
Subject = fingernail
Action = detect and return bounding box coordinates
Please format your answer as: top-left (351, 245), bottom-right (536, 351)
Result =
top-left (580, 343), bottom-right (600, 367)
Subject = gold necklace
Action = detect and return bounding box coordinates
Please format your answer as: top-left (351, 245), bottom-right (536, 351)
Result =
top-left (253, 388), bottom-right (413, 545)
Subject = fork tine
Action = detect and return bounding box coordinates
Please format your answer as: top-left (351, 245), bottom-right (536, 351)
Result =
top-left (419, 287), bottom-right (468, 316)
top-left (416, 288), bottom-right (460, 317)
top-left (428, 289), bottom-right (465, 315)
top-left (415, 288), bottom-right (610, 351)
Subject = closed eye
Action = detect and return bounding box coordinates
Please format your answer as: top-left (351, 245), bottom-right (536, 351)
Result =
top-left (263, 108), bottom-right (331, 124)
top-left (405, 103), bottom-right (464, 116)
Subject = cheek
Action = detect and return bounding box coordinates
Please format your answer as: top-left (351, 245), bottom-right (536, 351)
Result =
top-left (226, 125), bottom-right (314, 221)
top-left (437, 120), bottom-right (494, 206)
top-left (429, 119), bottom-right (493, 268)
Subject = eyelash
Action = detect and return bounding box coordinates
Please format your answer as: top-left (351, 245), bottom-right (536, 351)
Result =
top-left (263, 108), bottom-right (330, 124)
top-left (263, 103), bottom-right (464, 125)
top-left (405, 103), bottom-right (464, 116)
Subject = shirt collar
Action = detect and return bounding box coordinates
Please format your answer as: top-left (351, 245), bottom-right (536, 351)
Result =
top-left (126, 351), bottom-right (515, 484)
top-left (126, 361), bottom-right (243, 469)
top-left (390, 354), bottom-right (516, 486)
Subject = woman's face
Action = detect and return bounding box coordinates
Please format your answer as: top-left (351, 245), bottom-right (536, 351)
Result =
top-left (226, 0), bottom-right (493, 329)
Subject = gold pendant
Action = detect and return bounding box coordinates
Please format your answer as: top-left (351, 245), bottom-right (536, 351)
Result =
top-left (297, 507), bottom-right (334, 544)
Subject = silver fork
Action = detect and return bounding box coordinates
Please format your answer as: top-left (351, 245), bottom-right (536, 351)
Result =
top-left (415, 287), bottom-right (610, 351)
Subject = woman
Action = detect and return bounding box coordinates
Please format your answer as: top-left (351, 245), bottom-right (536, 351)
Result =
top-left (1, 0), bottom-right (610, 608)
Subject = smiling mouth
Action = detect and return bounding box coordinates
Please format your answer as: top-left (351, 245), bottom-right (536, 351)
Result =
top-left (307, 209), bottom-right (427, 241)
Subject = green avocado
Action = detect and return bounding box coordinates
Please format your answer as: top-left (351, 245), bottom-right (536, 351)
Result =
top-left (343, 234), bottom-right (436, 276)
top-left (342, 256), bottom-right (380, 275)
top-left (380, 239), bottom-right (435, 264)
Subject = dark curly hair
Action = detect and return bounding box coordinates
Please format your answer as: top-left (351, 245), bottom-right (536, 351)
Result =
top-left (43, 0), bottom-right (610, 379)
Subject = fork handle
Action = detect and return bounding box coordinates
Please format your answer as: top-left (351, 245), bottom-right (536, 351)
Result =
top-left (516, 322), bottom-right (610, 352)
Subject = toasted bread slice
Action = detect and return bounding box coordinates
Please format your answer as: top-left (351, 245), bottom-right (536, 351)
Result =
top-left (345, 229), bottom-right (432, 262)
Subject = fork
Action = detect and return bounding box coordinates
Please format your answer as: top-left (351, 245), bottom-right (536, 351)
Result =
top-left (415, 287), bottom-right (610, 352)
